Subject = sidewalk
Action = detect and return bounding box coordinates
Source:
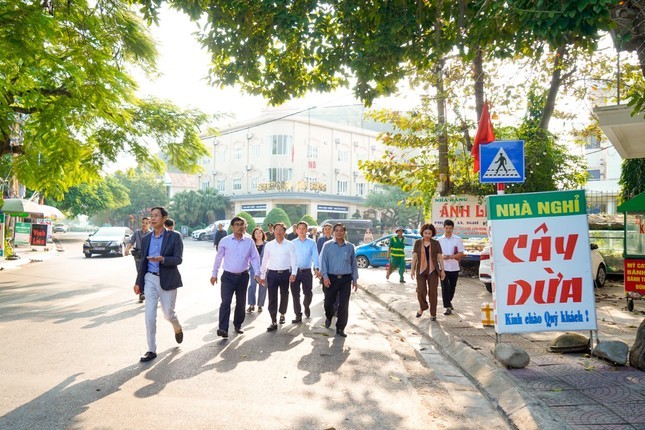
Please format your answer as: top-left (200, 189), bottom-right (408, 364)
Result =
top-left (0, 242), bottom-right (59, 271)
top-left (359, 271), bottom-right (645, 430)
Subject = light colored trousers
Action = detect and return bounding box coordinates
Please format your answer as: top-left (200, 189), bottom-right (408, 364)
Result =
top-left (144, 272), bottom-right (181, 353)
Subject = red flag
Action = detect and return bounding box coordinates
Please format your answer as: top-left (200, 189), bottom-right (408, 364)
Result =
top-left (472, 101), bottom-right (495, 173)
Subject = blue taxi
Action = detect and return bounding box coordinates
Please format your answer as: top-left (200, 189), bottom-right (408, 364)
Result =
top-left (355, 234), bottom-right (421, 269)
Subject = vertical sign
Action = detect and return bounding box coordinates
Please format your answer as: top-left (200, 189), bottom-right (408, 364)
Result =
top-left (0, 213), bottom-right (4, 257)
top-left (31, 223), bottom-right (48, 246)
top-left (488, 190), bottom-right (597, 334)
top-left (431, 195), bottom-right (488, 237)
top-left (14, 222), bottom-right (31, 246)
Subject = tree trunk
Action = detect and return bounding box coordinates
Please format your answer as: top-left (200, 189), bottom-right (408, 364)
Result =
top-left (473, 47), bottom-right (485, 124)
top-left (539, 45), bottom-right (567, 131)
top-left (435, 0), bottom-right (450, 196)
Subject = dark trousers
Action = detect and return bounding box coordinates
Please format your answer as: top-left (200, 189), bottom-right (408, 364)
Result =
top-left (324, 275), bottom-right (352, 331)
top-left (441, 270), bottom-right (459, 309)
top-left (219, 271), bottom-right (249, 332)
top-left (267, 271), bottom-right (290, 323)
top-left (292, 269), bottom-right (313, 316)
top-left (416, 270), bottom-right (439, 316)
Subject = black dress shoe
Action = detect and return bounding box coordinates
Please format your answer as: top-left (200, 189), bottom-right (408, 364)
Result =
top-left (138, 294), bottom-right (145, 303)
top-left (336, 330), bottom-right (347, 337)
top-left (324, 318), bottom-right (331, 329)
top-left (216, 329), bottom-right (229, 338)
top-left (444, 308), bottom-right (452, 315)
top-left (234, 327), bottom-right (244, 334)
top-left (175, 330), bottom-right (183, 344)
top-left (279, 315), bottom-right (285, 324)
top-left (267, 323), bottom-right (278, 331)
top-left (292, 317), bottom-right (302, 323)
top-left (304, 307), bottom-right (310, 318)
top-left (140, 351), bottom-right (157, 362)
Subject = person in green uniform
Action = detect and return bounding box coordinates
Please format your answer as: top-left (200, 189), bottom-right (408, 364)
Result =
top-left (386, 227), bottom-right (406, 283)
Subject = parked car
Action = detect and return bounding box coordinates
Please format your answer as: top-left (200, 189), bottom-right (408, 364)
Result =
top-left (479, 242), bottom-right (607, 293)
top-left (83, 227), bottom-right (133, 258)
top-left (355, 234), bottom-right (421, 269)
top-left (319, 219), bottom-right (373, 245)
top-left (52, 223), bottom-right (68, 233)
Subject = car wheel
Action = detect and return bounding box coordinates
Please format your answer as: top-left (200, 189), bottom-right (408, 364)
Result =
top-left (485, 283), bottom-right (492, 293)
top-left (595, 264), bottom-right (606, 288)
top-left (356, 255), bottom-right (370, 269)
top-left (84, 252), bottom-right (92, 258)
top-left (199, 233), bottom-right (205, 241)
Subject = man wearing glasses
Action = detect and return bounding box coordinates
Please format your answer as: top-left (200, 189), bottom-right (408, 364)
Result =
top-left (211, 217), bottom-right (262, 338)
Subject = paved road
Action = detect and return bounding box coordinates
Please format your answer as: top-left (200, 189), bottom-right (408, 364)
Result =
top-left (0, 235), bottom-right (510, 429)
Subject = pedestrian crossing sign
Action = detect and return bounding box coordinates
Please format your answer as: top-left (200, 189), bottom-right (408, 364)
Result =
top-left (479, 140), bottom-right (525, 183)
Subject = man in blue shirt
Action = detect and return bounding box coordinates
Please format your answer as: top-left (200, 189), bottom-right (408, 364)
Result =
top-left (291, 221), bottom-right (319, 322)
top-left (320, 223), bottom-right (359, 337)
top-left (211, 216), bottom-right (262, 338)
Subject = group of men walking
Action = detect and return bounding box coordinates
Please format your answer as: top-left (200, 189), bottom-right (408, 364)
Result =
top-left (212, 219), bottom-right (357, 339)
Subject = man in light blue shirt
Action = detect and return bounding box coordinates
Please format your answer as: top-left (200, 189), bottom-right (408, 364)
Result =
top-left (290, 221), bottom-right (319, 322)
top-left (320, 223), bottom-right (358, 337)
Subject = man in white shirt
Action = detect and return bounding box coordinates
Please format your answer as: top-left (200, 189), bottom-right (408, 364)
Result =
top-left (437, 219), bottom-right (464, 316)
top-left (260, 222), bottom-right (297, 331)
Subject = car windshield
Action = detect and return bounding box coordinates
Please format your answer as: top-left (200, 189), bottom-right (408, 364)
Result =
top-left (93, 227), bottom-right (126, 236)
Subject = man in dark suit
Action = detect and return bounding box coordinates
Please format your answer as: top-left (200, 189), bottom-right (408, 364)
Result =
top-left (133, 206), bottom-right (184, 363)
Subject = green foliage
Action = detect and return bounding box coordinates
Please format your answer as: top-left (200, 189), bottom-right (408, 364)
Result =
top-left (619, 158), bottom-right (645, 203)
top-left (300, 214), bottom-right (317, 226)
top-left (264, 208), bottom-right (291, 228)
top-left (0, 1), bottom-right (210, 199)
top-left (228, 211), bottom-right (255, 234)
top-left (365, 186), bottom-right (424, 229)
top-left (50, 176), bottom-right (130, 218)
top-left (169, 187), bottom-right (228, 227)
top-left (92, 169), bottom-right (169, 226)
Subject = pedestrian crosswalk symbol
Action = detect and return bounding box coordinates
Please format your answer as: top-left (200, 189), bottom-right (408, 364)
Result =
top-left (482, 148), bottom-right (521, 180)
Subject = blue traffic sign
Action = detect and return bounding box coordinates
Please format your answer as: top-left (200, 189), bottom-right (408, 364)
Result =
top-left (479, 140), bottom-right (525, 183)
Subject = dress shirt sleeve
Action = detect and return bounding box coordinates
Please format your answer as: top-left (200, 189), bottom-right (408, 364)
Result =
top-left (311, 240), bottom-right (319, 270)
top-left (320, 241), bottom-right (330, 280)
top-left (260, 241), bottom-right (271, 278)
top-left (212, 238), bottom-right (225, 277)
top-left (249, 240), bottom-right (261, 275)
top-left (350, 244), bottom-right (359, 281)
top-left (289, 242), bottom-right (298, 274)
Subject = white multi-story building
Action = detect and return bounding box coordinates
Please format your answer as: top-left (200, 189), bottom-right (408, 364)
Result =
top-left (194, 111), bottom-right (385, 221)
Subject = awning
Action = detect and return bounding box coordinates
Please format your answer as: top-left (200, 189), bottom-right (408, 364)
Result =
top-left (1, 198), bottom-right (45, 218)
top-left (41, 205), bottom-right (66, 219)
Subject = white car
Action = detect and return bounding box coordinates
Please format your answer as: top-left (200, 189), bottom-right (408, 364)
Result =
top-left (479, 242), bottom-right (607, 293)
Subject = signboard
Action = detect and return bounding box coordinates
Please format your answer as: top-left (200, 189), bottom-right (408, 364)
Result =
top-left (30, 223), bottom-right (48, 247)
top-left (488, 190), bottom-right (597, 334)
top-left (317, 205), bottom-right (348, 213)
top-left (624, 259), bottom-right (645, 294)
top-left (479, 140), bottom-right (525, 183)
top-left (431, 195), bottom-right (487, 238)
top-left (0, 213), bottom-right (4, 257)
top-left (242, 204), bottom-right (267, 210)
top-left (15, 222), bottom-right (31, 246)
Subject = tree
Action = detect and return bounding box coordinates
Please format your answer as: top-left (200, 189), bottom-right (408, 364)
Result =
top-left (300, 214), bottom-right (317, 226)
top-left (92, 169), bottom-right (169, 227)
top-left (228, 211), bottom-right (255, 234)
top-left (169, 188), bottom-right (228, 227)
top-left (0, 1), bottom-right (210, 199)
top-left (619, 159), bottom-right (645, 202)
top-left (264, 208), bottom-right (291, 229)
top-left (50, 177), bottom-right (130, 218)
top-left (365, 186), bottom-right (423, 230)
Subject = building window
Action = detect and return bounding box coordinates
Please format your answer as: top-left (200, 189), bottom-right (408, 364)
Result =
top-left (356, 183), bottom-right (366, 196)
top-left (202, 180), bottom-right (210, 190)
top-left (216, 149), bottom-right (227, 163)
top-left (307, 145), bottom-right (318, 158)
top-left (233, 147), bottom-right (242, 160)
top-left (250, 176), bottom-right (259, 191)
top-left (588, 169), bottom-right (601, 181)
top-left (270, 135), bottom-right (293, 155)
top-left (216, 180), bottom-right (226, 192)
top-left (337, 180), bottom-right (348, 194)
top-left (251, 144), bottom-right (261, 158)
top-left (268, 168), bottom-right (292, 182)
top-left (233, 177), bottom-right (242, 191)
top-left (585, 135), bottom-right (601, 150)
top-left (306, 176), bottom-right (318, 189)
top-left (338, 151), bottom-right (349, 163)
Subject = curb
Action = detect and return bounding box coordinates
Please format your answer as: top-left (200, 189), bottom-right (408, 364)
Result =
top-left (359, 282), bottom-right (570, 430)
